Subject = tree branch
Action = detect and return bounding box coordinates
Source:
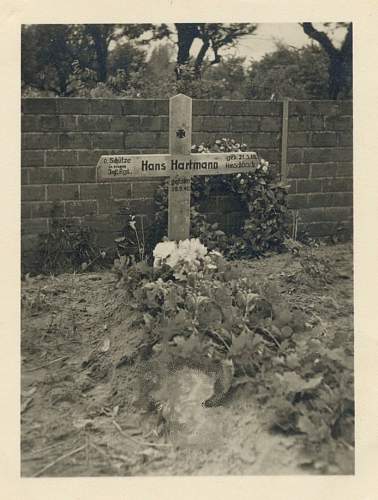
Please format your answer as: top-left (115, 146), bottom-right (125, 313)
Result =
top-left (301, 22), bottom-right (338, 58)
top-left (340, 23), bottom-right (353, 59)
top-left (194, 37), bottom-right (210, 77)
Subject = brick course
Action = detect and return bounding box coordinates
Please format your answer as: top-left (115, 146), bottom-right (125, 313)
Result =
top-left (21, 97), bottom-right (353, 267)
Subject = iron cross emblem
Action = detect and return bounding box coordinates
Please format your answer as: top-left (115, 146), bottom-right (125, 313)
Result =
top-left (176, 128), bottom-right (186, 139)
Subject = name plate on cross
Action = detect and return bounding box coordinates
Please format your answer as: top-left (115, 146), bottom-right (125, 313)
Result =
top-left (96, 93), bottom-right (259, 241)
top-left (97, 152), bottom-right (258, 178)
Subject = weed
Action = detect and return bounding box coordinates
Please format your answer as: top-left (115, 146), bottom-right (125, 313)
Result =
top-left (299, 250), bottom-right (335, 286)
top-left (37, 220), bottom-right (106, 274)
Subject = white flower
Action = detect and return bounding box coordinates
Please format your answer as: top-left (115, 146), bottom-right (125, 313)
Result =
top-left (178, 238), bottom-right (207, 260)
top-left (206, 263), bottom-right (217, 270)
top-left (153, 241), bottom-right (177, 268)
top-left (153, 238), bottom-right (209, 275)
top-left (165, 251), bottom-right (180, 268)
top-left (153, 241), bottom-right (177, 259)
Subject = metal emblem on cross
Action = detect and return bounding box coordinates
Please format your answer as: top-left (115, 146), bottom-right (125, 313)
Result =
top-left (176, 128), bottom-right (186, 139)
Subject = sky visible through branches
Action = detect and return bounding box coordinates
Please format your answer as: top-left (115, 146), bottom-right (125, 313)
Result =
top-left (139, 23), bottom-right (349, 65)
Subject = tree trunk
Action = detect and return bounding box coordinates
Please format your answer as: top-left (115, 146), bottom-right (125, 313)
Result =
top-left (87, 25), bottom-right (109, 82)
top-left (328, 54), bottom-right (344, 99)
top-left (301, 22), bottom-right (352, 99)
top-left (194, 38), bottom-right (210, 79)
top-left (175, 23), bottom-right (199, 80)
top-left (56, 68), bottom-right (69, 96)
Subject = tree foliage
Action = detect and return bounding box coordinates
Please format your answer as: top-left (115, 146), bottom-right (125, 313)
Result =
top-left (21, 23), bottom-right (352, 100)
top-left (203, 56), bottom-right (248, 99)
top-left (21, 24), bottom-right (166, 96)
top-left (131, 43), bottom-right (177, 99)
top-left (108, 42), bottom-right (147, 80)
top-left (83, 23), bottom-right (168, 82)
top-left (21, 24), bottom-right (95, 96)
top-left (300, 23), bottom-right (352, 99)
top-left (246, 43), bottom-right (329, 100)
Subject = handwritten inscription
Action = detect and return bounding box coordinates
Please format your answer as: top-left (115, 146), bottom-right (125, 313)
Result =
top-left (103, 157), bottom-right (131, 165)
top-left (224, 153), bottom-right (257, 170)
top-left (170, 177), bottom-right (191, 192)
top-left (107, 166), bottom-right (131, 177)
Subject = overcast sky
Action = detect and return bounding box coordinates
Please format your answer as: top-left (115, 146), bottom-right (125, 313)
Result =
top-left (231, 23), bottom-right (346, 61)
top-left (228, 23), bottom-right (321, 61)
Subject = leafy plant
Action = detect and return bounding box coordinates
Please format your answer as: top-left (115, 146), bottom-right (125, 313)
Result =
top-left (116, 238), bottom-right (353, 472)
top-left (115, 208), bottom-right (147, 262)
top-left (37, 220), bottom-right (106, 274)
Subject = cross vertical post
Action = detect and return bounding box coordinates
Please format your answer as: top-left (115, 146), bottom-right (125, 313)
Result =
top-left (168, 94), bottom-right (192, 241)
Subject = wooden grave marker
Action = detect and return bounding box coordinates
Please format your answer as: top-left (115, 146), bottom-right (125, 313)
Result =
top-left (97, 94), bottom-right (259, 241)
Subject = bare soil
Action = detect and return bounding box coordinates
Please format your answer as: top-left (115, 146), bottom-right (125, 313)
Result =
top-left (21, 242), bottom-right (353, 476)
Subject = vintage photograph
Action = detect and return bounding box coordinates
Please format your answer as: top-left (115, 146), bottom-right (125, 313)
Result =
top-left (20, 22), bottom-right (354, 476)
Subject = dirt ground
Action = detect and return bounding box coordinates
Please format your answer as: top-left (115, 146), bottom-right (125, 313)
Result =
top-left (21, 242), bottom-right (353, 476)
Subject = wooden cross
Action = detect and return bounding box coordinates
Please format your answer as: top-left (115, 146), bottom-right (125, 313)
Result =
top-left (96, 94), bottom-right (259, 242)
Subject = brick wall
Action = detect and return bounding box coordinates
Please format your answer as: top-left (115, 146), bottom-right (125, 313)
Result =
top-left (286, 101), bottom-right (353, 237)
top-left (21, 98), bottom-right (353, 266)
